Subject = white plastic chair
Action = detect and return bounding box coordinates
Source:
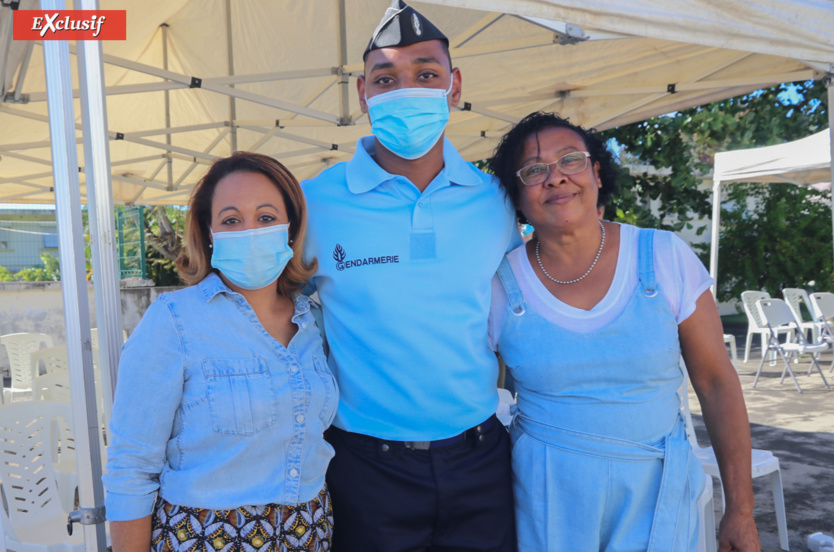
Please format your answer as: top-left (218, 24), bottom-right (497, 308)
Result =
top-left (32, 371), bottom-right (72, 403)
top-left (30, 346), bottom-right (70, 378)
top-left (680, 366), bottom-right (789, 551)
top-left (30, 369), bottom-right (108, 514)
top-left (782, 288), bottom-right (820, 344)
top-left (679, 378), bottom-right (717, 552)
top-left (740, 291), bottom-right (794, 363)
top-left (496, 387), bottom-right (515, 427)
top-left (1, 332), bottom-right (54, 403)
top-left (0, 401), bottom-right (86, 550)
top-left (809, 292), bottom-right (834, 373)
top-left (756, 298), bottom-right (830, 393)
top-left (723, 334), bottom-right (738, 370)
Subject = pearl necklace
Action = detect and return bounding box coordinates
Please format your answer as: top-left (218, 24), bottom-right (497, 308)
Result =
top-left (536, 220), bottom-right (606, 285)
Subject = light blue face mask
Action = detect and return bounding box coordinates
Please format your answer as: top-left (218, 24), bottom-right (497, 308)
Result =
top-left (210, 224), bottom-right (293, 291)
top-left (366, 81), bottom-right (452, 160)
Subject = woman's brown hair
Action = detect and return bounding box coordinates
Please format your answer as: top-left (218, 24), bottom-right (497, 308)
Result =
top-left (176, 152), bottom-right (317, 296)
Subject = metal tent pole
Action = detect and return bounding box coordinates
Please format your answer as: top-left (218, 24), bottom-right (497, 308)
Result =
top-left (828, 71), bottom-right (834, 265)
top-left (709, 178), bottom-right (722, 297)
top-left (162, 23), bottom-right (174, 187)
top-left (41, 0), bottom-right (107, 548)
top-left (226, 0), bottom-right (237, 152)
top-left (76, 0), bottom-right (123, 427)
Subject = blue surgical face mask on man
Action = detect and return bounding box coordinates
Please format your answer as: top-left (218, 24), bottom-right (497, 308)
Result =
top-left (365, 80), bottom-right (453, 160)
top-left (210, 224), bottom-right (293, 290)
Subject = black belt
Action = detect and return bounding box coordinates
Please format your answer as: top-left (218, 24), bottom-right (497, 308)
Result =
top-left (401, 415), bottom-right (497, 450)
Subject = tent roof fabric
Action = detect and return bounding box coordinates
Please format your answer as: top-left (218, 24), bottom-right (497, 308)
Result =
top-left (713, 130), bottom-right (832, 186)
top-left (1, 0), bottom-right (833, 205)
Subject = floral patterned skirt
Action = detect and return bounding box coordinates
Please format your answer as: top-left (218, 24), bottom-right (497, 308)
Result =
top-left (150, 487), bottom-right (332, 552)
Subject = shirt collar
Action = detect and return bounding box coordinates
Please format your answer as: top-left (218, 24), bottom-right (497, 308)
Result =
top-left (346, 135), bottom-right (483, 194)
top-left (199, 271), bottom-right (228, 302)
top-left (198, 272), bottom-right (311, 317)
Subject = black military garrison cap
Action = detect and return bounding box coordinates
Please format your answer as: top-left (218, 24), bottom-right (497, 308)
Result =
top-left (363, 0), bottom-right (449, 61)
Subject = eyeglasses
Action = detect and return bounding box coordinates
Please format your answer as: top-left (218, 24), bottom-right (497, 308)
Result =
top-left (515, 151), bottom-right (591, 186)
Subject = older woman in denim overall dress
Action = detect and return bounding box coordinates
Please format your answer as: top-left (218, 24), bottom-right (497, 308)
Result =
top-left (488, 113), bottom-right (760, 552)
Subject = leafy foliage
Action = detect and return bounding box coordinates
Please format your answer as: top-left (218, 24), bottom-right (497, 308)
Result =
top-left (143, 206), bottom-right (185, 287)
top-left (0, 253), bottom-right (61, 282)
top-left (600, 79), bottom-right (830, 302)
top-left (709, 184), bottom-right (833, 302)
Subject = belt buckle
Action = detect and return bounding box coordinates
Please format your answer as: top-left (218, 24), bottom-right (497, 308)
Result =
top-left (404, 441), bottom-right (431, 450)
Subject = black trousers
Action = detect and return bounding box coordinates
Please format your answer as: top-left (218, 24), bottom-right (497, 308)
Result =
top-left (325, 417), bottom-right (517, 552)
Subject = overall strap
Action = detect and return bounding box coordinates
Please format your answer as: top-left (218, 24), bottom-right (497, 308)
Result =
top-left (638, 228), bottom-right (658, 297)
top-left (497, 256), bottom-right (525, 316)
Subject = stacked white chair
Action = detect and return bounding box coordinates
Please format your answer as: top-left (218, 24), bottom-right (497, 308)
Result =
top-left (741, 291), bottom-right (794, 364)
top-left (1, 332), bottom-right (54, 403)
top-left (756, 298), bottom-right (830, 393)
top-left (782, 288), bottom-right (820, 344)
top-left (809, 291), bottom-right (834, 373)
top-left (0, 401), bottom-right (86, 550)
top-left (680, 364), bottom-right (790, 551)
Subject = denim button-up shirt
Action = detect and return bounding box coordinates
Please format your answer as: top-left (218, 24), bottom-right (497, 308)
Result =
top-left (104, 273), bottom-right (337, 521)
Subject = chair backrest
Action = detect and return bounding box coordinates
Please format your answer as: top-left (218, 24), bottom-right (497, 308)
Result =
top-left (782, 288), bottom-right (813, 323)
top-left (0, 401), bottom-right (73, 537)
top-left (757, 298), bottom-right (804, 340)
top-left (677, 359), bottom-right (701, 449)
top-left (0, 332), bottom-right (54, 389)
top-left (30, 346), bottom-right (70, 377)
top-left (810, 292), bottom-right (834, 321)
top-left (32, 370), bottom-right (72, 402)
top-left (741, 291), bottom-right (771, 330)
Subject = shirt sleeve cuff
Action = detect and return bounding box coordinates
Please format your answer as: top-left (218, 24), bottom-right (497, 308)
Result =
top-left (105, 491), bottom-right (158, 521)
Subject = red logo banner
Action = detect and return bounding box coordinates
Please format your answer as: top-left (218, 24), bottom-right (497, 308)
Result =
top-left (13, 10), bottom-right (126, 40)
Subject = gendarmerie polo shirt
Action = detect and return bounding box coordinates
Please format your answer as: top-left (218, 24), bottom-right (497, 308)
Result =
top-left (302, 136), bottom-right (520, 441)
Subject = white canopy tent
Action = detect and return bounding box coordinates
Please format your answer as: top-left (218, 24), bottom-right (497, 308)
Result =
top-left (709, 129), bottom-right (833, 292)
top-left (0, 0), bottom-right (833, 549)
top-left (1, 0), bottom-right (833, 205)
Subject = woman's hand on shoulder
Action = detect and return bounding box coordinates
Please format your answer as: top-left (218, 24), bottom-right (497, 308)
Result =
top-left (717, 506), bottom-right (760, 551)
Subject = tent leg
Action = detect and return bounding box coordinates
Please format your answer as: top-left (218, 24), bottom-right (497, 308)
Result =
top-left (41, 0), bottom-right (107, 549)
top-left (709, 179), bottom-right (722, 297)
top-left (827, 72), bottom-right (834, 266)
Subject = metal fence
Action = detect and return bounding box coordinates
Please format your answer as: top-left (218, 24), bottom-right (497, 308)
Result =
top-left (116, 206), bottom-right (147, 280)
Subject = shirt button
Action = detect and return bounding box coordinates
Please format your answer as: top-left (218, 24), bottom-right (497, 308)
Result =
top-left (296, 414), bottom-right (305, 423)
top-left (381, 443), bottom-right (390, 452)
top-left (290, 365), bottom-right (299, 373)
top-left (289, 468), bottom-right (299, 478)
top-left (301, 322), bottom-right (307, 329)
top-left (418, 201), bottom-right (424, 207)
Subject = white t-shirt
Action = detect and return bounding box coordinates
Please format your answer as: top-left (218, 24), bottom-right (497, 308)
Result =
top-left (488, 223), bottom-right (714, 350)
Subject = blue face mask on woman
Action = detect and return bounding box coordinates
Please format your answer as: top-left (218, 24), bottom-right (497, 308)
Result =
top-left (366, 80), bottom-right (452, 160)
top-left (210, 224), bottom-right (293, 290)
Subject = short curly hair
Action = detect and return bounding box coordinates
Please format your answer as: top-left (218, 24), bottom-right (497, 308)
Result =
top-left (489, 112), bottom-right (619, 223)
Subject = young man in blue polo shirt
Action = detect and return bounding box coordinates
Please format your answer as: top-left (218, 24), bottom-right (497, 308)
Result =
top-left (302, 2), bottom-right (519, 550)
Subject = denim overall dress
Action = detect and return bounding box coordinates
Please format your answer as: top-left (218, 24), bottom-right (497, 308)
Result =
top-left (496, 229), bottom-right (705, 552)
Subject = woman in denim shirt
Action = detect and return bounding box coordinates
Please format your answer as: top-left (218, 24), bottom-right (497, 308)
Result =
top-left (104, 152), bottom-right (337, 552)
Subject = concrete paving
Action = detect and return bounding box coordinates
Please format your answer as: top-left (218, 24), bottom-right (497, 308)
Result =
top-left (690, 323), bottom-right (834, 551)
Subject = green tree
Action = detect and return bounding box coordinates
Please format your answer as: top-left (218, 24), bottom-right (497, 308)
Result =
top-left (41, 252), bottom-right (61, 281)
top-left (0, 265), bottom-right (13, 282)
top-left (143, 206), bottom-right (185, 287)
top-left (602, 79), bottom-right (829, 301)
top-left (714, 183), bottom-right (833, 302)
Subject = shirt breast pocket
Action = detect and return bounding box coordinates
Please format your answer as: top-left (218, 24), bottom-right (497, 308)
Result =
top-left (202, 358), bottom-right (277, 436)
